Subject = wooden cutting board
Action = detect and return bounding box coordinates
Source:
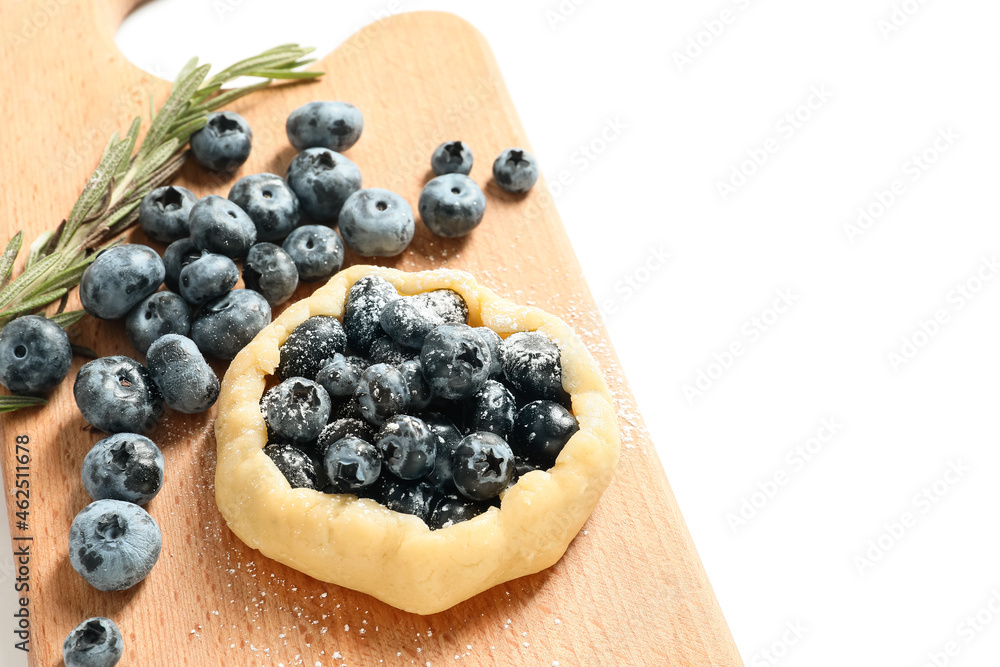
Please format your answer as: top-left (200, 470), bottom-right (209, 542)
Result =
top-left (0, 2), bottom-right (742, 665)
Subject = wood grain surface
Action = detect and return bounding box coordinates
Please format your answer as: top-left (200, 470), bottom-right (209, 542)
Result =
top-left (0, 1), bottom-right (742, 665)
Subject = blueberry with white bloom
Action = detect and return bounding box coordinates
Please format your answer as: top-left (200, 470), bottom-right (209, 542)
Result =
top-left (466, 379), bottom-right (515, 439)
top-left (377, 415), bottom-right (437, 480)
top-left (145, 334), bottom-right (220, 414)
top-left (431, 141), bottom-right (473, 176)
top-left (178, 252), bottom-right (239, 306)
top-left (285, 148), bottom-right (362, 223)
top-left (62, 617), bottom-right (124, 667)
top-left (343, 275), bottom-right (399, 355)
top-left (69, 499), bottom-right (162, 591)
top-left (124, 292), bottom-right (191, 354)
top-left (264, 443), bottom-right (318, 490)
top-left (281, 224), bottom-right (345, 283)
top-left (190, 110), bottom-right (252, 173)
top-left (315, 353), bottom-right (365, 398)
top-left (474, 327), bottom-right (503, 379)
top-left (427, 493), bottom-right (491, 530)
top-left (227, 173), bottom-right (300, 242)
top-left (420, 323), bottom-right (492, 401)
top-left (80, 245), bottom-right (164, 320)
top-left (355, 363), bottom-right (407, 427)
top-left (138, 185), bottom-right (196, 243)
top-left (380, 289), bottom-right (468, 349)
top-left (278, 315), bottom-right (347, 381)
top-left (451, 432), bottom-right (514, 501)
top-left (492, 148), bottom-right (538, 193)
top-left (510, 400), bottom-right (579, 467)
top-left (74, 357), bottom-right (162, 434)
top-left (323, 436), bottom-right (381, 494)
top-left (81, 433), bottom-right (164, 505)
top-left (501, 331), bottom-right (565, 402)
top-left (190, 289), bottom-right (271, 360)
top-left (419, 173), bottom-right (486, 238)
top-left (264, 377), bottom-right (331, 445)
top-left (162, 238), bottom-right (202, 292)
top-left (242, 242), bottom-right (299, 306)
top-left (338, 188), bottom-right (414, 257)
top-left (286, 101), bottom-right (364, 153)
top-left (189, 195), bottom-right (257, 260)
top-left (0, 315), bottom-right (72, 394)
top-left (373, 477), bottom-right (436, 520)
top-left (368, 334), bottom-right (417, 366)
top-left (422, 412), bottom-right (463, 490)
top-left (398, 358), bottom-right (433, 412)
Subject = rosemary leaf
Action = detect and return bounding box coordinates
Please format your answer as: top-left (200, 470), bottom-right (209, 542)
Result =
top-left (25, 230), bottom-right (53, 269)
top-left (0, 254), bottom-right (61, 311)
top-left (2, 288), bottom-right (68, 317)
top-left (0, 395), bottom-right (47, 413)
top-left (245, 69), bottom-right (324, 80)
top-left (0, 232), bottom-right (23, 289)
top-left (51, 310), bottom-right (85, 329)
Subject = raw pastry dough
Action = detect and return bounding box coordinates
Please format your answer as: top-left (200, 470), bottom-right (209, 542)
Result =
top-left (214, 265), bottom-right (620, 614)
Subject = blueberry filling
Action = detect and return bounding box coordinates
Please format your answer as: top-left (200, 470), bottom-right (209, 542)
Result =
top-left (263, 281), bottom-right (579, 529)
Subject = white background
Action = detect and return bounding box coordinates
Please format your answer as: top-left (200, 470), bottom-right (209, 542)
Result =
top-left (4, 1), bottom-right (1000, 665)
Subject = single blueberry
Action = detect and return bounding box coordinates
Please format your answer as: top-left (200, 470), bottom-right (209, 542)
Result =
top-left (343, 275), bottom-right (399, 355)
top-left (417, 289), bottom-right (469, 324)
top-left (398, 358), bottom-right (433, 412)
top-left (286, 101), bottom-right (364, 153)
top-left (190, 289), bottom-right (271, 360)
top-left (431, 140), bottom-right (473, 176)
top-left (227, 173), bottom-right (300, 242)
top-left (427, 493), bottom-right (492, 530)
top-left (278, 316), bottom-right (347, 381)
top-left (189, 110), bottom-right (252, 173)
top-left (355, 363), bottom-right (407, 427)
top-left (74, 357), bottom-right (162, 434)
top-left (263, 443), bottom-right (318, 489)
top-left (317, 417), bottom-right (376, 454)
top-left (419, 173), bottom-right (486, 238)
top-left (138, 185), bottom-right (196, 243)
top-left (81, 433), bottom-right (164, 505)
top-left (162, 238), bottom-right (202, 293)
top-left (474, 327), bottom-right (503, 379)
top-left (451, 432), bottom-right (515, 501)
top-left (376, 415), bottom-right (436, 480)
top-left (372, 477), bottom-right (436, 520)
top-left (378, 288), bottom-right (466, 350)
top-left (510, 400), bottom-right (579, 467)
top-left (68, 499), bottom-right (162, 591)
top-left (501, 331), bottom-right (566, 402)
top-left (492, 148), bottom-right (539, 193)
top-left (281, 225), bottom-right (345, 283)
top-left (420, 323), bottom-right (492, 400)
top-left (80, 245), bottom-right (165, 320)
top-left (323, 436), bottom-right (381, 494)
top-left (368, 334), bottom-right (418, 366)
top-left (264, 377), bottom-right (331, 445)
top-left (178, 252), bottom-right (239, 306)
top-left (0, 315), bottom-right (72, 394)
top-left (339, 188), bottom-right (415, 257)
top-left (189, 195), bottom-right (257, 260)
top-left (124, 291), bottom-right (192, 354)
top-left (62, 617), bottom-right (123, 667)
top-left (285, 148), bottom-right (362, 223)
top-left (421, 412), bottom-right (463, 490)
top-left (466, 379), bottom-right (515, 439)
top-left (145, 334), bottom-right (220, 414)
top-left (315, 353), bottom-right (365, 398)
top-left (242, 242), bottom-right (299, 306)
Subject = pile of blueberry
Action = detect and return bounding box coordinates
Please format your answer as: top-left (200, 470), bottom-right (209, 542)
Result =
top-left (261, 274), bottom-right (579, 529)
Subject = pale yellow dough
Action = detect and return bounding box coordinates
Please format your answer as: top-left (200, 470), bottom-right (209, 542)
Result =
top-left (214, 265), bottom-right (620, 614)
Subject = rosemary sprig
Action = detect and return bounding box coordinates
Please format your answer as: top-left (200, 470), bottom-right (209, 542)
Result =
top-left (0, 44), bottom-right (321, 331)
top-left (0, 45), bottom-right (323, 411)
